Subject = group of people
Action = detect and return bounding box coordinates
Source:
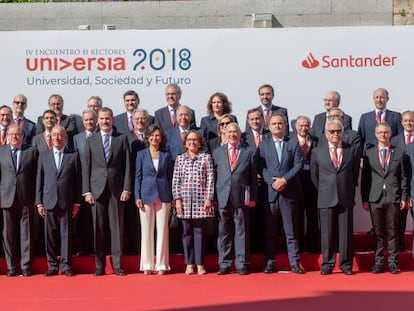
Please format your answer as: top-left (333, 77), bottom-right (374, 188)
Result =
top-left (0, 83), bottom-right (413, 277)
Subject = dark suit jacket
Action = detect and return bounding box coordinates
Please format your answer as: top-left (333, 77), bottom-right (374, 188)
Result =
top-left (114, 112), bottom-right (155, 134)
top-left (241, 129), bottom-right (270, 150)
top-left (165, 126), bottom-right (207, 160)
top-left (256, 136), bottom-right (303, 202)
top-left (125, 131), bottom-right (146, 173)
top-left (213, 144), bottom-right (258, 208)
top-left (406, 143), bottom-right (414, 199)
top-left (311, 112), bottom-right (352, 138)
top-left (361, 145), bottom-right (409, 203)
top-left (154, 106), bottom-right (196, 131)
top-left (245, 104), bottom-right (289, 133)
top-left (32, 133), bottom-right (51, 153)
top-left (82, 131), bottom-right (132, 199)
top-left (36, 114), bottom-right (77, 136)
top-left (19, 118), bottom-right (37, 145)
top-left (358, 109), bottom-right (402, 150)
top-left (0, 144), bottom-right (38, 208)
top-left (73, 131), bottom-right (89, 168)
top-left (319, 129), bottom-right (362, 159)
top-left (311, 141), bottom-right (360, 208)
top-left (35, 148), bottom-right (81, 210)
top-left (289, 134), bottom-right (319, 171)
top-left (135, 148), bottom-right (173, 204)
top-left (391, 132), bottom-right (411, 152)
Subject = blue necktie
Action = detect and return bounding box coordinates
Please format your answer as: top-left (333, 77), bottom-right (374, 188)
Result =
top-left (275, 140), bottom-right (282, 162)
top-left (128, 115), bottom-right (134, 131)
top-left (12, 148), bottom-right (18, 171)
top-left (55, 151), bottom-right (62, 170)
top-left (103, 134), bottom-right (110, 161)
top-left (377, 110), bottom-right (383, 122)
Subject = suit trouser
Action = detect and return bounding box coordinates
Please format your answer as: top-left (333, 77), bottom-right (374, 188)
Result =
top-left (92, 185), bottom-right (124, 270)
top-left (124, 196), bottom-right (140, 254)
top-left (319, 204), bottom-right (353, 270)
top-left (75, 200), bottom-right (94, 254)
top-left (45, 206), bottom-right (72, 272)
top-left (181, 218), bottom-right (207, 265)
top-left (370, 200), bottom-right (399, 266)
top-left (264, 196), bottom-right (300, 268)
top-left (139, 199), bottom-right (170, 271)
top-left (2, 202), bottom-right (32, 271)
top-left (217, 203), bottom-right (249, 270)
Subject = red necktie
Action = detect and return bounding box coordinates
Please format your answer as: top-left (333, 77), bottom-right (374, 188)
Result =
top-left (406, 133), bottom-right (412, 145)
top-left (301, 141), bottom-right (309, 158)
top-left (254, 133), bottom-right (260, 148)
top-left (230, 147), bottom-right (237, 170)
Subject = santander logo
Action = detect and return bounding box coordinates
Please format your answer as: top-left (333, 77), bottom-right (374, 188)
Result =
top-left (301, 52), bottom-right (397, 69)
top-left (301, 53), bottom-right (319, 69)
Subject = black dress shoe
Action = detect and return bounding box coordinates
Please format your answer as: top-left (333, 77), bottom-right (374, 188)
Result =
top-left (389, 264), bottom-right (401, 274)
top-left (342, 269), bottom-right (354, 275)
top-left (7, 270), bottom-right (18, 277)
top-left (115, 269), bottom-right (126, 276)
top-left (63, 270), bottom-right (75, 277)
top-left (263, 265), bottom-right (275, 274)
top-left (320, 268), bottom-right (333, 275)
top-left (44, 269), bottom-right (59, 277)
top-left (372, 265), bottom-right (384, 274)
top-left (217, 268), bottom-right (230, 275)
top-left (237, 267), bottom-right (249, 275)
top-left (291, 266), bottom-right (305, 274)
top-left (94, 269), bottom-right (105, 276)
top-left (22, 269), bottom-right (32, 277)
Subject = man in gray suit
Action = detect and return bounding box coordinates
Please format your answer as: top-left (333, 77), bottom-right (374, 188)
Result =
top-left (83, 107), bottom-right (132, 276)
top-left (0, 124), bottom-right (37, 276)
top-left (311, 119), bottom-right (360, 275)
top-left (361, 122), bottom-right (409, 274)
top-left (73, 109), bottom-right (97, 255)
top-left (36, 126), bottom-right (81, 277)
top-left (213, 122), bottom-right (257, 275)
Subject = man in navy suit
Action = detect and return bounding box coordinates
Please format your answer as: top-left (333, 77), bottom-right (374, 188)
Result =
top-left (391, 110), bottom-right (414, 250)
top-left (11, 94), bottom-right (36, 145)
top-left (0, 124), bottom-right (38, 276)
top-left (311, 91), bottom-right (352, 139)
top-left (358, 88), bottom-right (402, 151)
top-left (36, 126), bottom-right (81, 276)
top-left (83, 107), bottom-right (132, 276)
top-left (73, 109), bottom-right (97, 255)
top-left (256, 113), bottom-right (304, 274)
top-left (213, 122), bottom-right (257, 275)
top-left (361, 123), bottom-right (409, 274)
top-left (154, 84), bottom-right (196, 131)
top-left (114, 90), bottom-right (154, 134)
top-left (245, 84), bottom-right (289, 133)
top-left (311, 119), bottom-right (360, 275)
top-left (290, 115), bottom-right (320, 253)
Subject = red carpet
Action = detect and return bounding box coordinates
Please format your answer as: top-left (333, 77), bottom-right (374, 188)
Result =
top-left (0, 232), bottom-right (413, 310)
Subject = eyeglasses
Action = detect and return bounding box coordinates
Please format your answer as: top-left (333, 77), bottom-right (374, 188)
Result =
top-left (327, 114), bottom-right (342, 119)
top-left (13, 101), bottom-right (26, 105)
top-left (327, 129), bottom-right (342, 134)
top-left (219, 121), bottom-right (231, 127)
top-left (323, 99), bottom-right (337, 102)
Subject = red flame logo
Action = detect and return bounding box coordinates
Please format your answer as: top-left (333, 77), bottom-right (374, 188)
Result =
top-left (301, 53), bottom-right (319, 69)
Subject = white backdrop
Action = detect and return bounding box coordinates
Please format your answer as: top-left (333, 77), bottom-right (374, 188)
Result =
top-left (1, 26), bottom-right (413, 231)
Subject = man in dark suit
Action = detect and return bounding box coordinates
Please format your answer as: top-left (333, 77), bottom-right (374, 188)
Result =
top-left (83, 107), bottom-right (132, 276)
top-left (311, 91), bottom-right (352, 139)
top-left (32, 110), bottom-right (56, 153)
top-left (36, 94), bottom-right (78, 148)
top-left (72, 109), bottom-right (97, 256)
top-left (361, 123), bottom-right (409, 274)
top-left (154, 84), bottom-right (196, 131)
top-left (311, 119), bottom-right (360, 275)
top-left (11, 94), bottom-right (36, 145)
top-left (0, 105), bottom-right (12, 147)
top-left (256, 113), bottom-right (304, 274)
top-left (0, 124), bottom-right (37, 276)
top-left (213, 122), bottom-right (257, 275)
top-left (36, 126), bottom-right (81, 277)
top-left (114, 90), bottom-right (154, 134)
top-left (358, 88), bottom-right (403, 151)
top-left (245, 84), bottom-right (289, 133)
top-left (290, 115), bottom-right (320, 253)
top-left (241, 108), bottom-right (269, 253)
top-left (124, 108), bottom-right (147, 254)
top-left (391, 110), bottom-right (414, 251)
